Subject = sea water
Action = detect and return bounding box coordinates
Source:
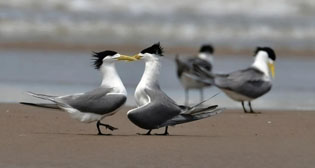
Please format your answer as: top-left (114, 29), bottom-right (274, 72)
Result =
top-left (0, 49), bottom-right (314, 111)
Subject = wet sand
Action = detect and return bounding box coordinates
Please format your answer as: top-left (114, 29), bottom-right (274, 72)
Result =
top-left (0, 103), bottom-right (314, 168)
top-left (1, 42), bottom-right (315, 58)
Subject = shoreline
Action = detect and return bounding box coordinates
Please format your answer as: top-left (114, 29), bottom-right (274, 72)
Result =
top-left (2, 102), bottom-right (314, 112)
top-left (1, 42), bottom-right (315, 58)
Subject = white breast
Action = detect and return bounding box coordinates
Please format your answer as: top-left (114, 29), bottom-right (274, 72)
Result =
top-left (135, 83), bottom-right (150, 106)
top-left (134, 59), bottom-right (160, 106)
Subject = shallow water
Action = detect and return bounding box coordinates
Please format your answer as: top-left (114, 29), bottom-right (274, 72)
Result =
top-left (0, 49), bottom-right (314, 110)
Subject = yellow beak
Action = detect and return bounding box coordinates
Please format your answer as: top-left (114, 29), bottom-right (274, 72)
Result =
top-left (116, 55), bottom-right (138, 62)
top-left (131, 54), bottom-right (143, 60)
top-left (268, 62), bottom-right (275, 78)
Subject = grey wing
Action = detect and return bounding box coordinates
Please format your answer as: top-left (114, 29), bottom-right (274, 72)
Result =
top-left (190, 58), bottom-right (212, 72)
top-left (215, 68), bottom-right (272, 98)
top-left (175, 55), bottom-right (190, 77)
top-left (128, 97), bottom-right (181, 129)
top-left (187, 58), bottom-right (212, 82)
top-left (57, 87), bottom-right (126, 114)
top-left (177, 57), bottom-right (212, 85)
top-left (145, 86), bottom-right (178, 106)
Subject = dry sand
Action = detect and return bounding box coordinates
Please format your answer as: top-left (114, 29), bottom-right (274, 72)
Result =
top-left (0, 103), bottom-right (314, 168)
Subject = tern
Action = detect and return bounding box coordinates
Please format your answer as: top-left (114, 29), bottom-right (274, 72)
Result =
top-left (194, 47), bottom-right (276, 113)
top-left (125, 43), bottom-right (223, 135)
top-left (175, 44), bottom-right (214, 105)
top-left (21, 51), bottom-right (136, 135)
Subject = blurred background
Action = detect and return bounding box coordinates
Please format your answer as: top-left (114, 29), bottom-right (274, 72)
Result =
top-left (0, 0), bottom-right (314, 110)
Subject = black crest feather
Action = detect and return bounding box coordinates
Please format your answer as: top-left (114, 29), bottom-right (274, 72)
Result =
top-left (199, 44), bottom-right (214, 54)
top-left (140, 42), bottom-right (164, 56)
top-left (255, 47), bottom-right (276, 61)
top-left (92, 50), bottom-right (117, 69)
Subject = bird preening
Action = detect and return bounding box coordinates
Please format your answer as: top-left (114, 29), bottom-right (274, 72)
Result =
top-left (20, 42), bottom-right (276, 135)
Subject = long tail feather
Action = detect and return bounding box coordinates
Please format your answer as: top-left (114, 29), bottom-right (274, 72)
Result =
top-left (189, 105), bottom-right (218, 115)
top-left (161, 107), bottom-right (224, 127)
top-left (191, 92), bottom-right (220, 108)
top-left (181, 93), bottom-right (220, 115)
top-left (20, 102), bottom-right (59, 109)
top-left (27, 91), bottom-right (57, 102)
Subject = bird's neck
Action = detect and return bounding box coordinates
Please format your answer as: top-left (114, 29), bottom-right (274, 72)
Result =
top-left (251, 52), bottom-right (270, 78)
top-left (138, 58), bottom-right (161, 90)
top-left (100, 63), bottom-right (126, 95)
top-left (198, 53), bottom-right (213, 63)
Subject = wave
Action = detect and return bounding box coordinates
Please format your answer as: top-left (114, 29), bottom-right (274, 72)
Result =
top-left (1, 0), bottom-right (315, 48)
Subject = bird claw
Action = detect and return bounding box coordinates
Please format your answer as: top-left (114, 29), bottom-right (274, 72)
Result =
top-left (105, 125), bottom-right (118, 131)
top-left (137, 130), bottom-right (152, 135)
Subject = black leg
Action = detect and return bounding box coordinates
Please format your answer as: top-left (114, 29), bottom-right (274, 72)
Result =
top-left (248, 101), bottom-right (254, 113)
top-left (241, 101), bottom-right (248, 113)
top-left (96, 120), bottom-right (118, 135)
top-left (185, 89), bottom-right (189, 106)
top-left (163, 126), bottom-right (169, 135)
top-left (155, 126), bottom-right (169, 136)
top-left (137, 129), bottom-right (152, 135)
top-left (248, 101), bottom-right (261, 114)
top-left (146, 129), bottom-right (152, 135)
top-left (96, 121), bottom-right (103, 135)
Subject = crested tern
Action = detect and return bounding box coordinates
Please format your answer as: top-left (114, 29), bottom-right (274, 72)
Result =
top-left (21, 51), bottom-right (136, 135)
top-left (175, 44), bottom-right (214, 105)
top-left (124, 43), bottom-right (223, 135)
top-left (194, 47), bottom-right (276, 113)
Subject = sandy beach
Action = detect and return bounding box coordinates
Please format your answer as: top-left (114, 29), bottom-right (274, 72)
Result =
top-left (2, 1), bottom-right (315, 167)
top-left (0, 103), bottom-right (314, 168)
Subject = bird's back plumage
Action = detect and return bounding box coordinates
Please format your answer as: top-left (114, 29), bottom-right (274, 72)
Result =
top-left (214, 67), bottom-right (272, 99)
top-left (57, 87), bottom-right (126, 115)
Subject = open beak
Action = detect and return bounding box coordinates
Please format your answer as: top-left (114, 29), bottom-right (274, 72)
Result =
top-left (116, 55), bottom-right (138, 62)
top-left (268, 62), bottom-right (275, 78)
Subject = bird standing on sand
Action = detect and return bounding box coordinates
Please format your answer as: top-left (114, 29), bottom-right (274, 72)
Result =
top-left (21, 51), bottom-right (136, 135)
top-left (123, 43), bottom-right (223, 135)
top-left (175, 44), bottom-right (214, 105)
top-left (194, 47), bottom-right (276, 113)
